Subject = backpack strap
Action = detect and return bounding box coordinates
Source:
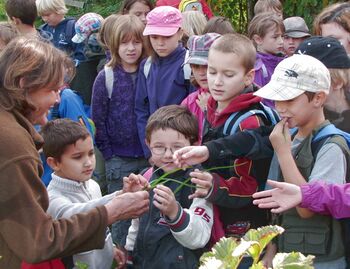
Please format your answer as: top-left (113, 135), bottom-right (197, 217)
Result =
top-left (312, 124), bottom-right (350, 182)
top-left (261, 63), bottom-right (268, 79)
top-left (104, 66), bottom-right (114, 99)
top-left (143, 56), bottom-right (152, 78)
top-left (65, 18), bottom-right (76, 40)
top-left (223, 103), bottom-right (280, 136)
top-left (143, 50), bottom-right (191, 80)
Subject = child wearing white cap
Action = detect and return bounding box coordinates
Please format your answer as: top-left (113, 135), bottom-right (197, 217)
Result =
top-left (135, 5), bottom-right (195, 158)
top-left (254, 54), bottom-right (348, 269)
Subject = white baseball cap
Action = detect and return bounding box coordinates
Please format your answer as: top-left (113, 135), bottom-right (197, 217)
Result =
top-left (254, 54), bottom-right (330, 101)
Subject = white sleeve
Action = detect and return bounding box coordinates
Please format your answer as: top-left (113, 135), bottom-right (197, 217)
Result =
top-left (166, 198), bottom-right (213, 250)
top-left (125, 218), bottom-right (139, 251)
top-left (47, 191), bottom-right (118, 219)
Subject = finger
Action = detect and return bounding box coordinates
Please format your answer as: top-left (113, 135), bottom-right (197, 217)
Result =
top-left (266, 179), bottom-right (285, 189)
top-left (257, 201), bottom-right (279, 209)
top-left (271, 207), bottom-right (284, 214)
top-left (252, 189), bottom-right (274, 199)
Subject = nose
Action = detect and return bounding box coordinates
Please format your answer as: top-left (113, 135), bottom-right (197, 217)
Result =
top-left (213, 74), bottom-right (223, 86)
top-left (275, 101), bottom-right (285, 113)
top-left (277, 36), bottom-right (283, 45)
top-left (127, 42), bottom-right (135, 50)
top-left (164, 147), bottom-right (173, 157)
top-left (84, 157), bottom-right (93, 166)
top-left (55, 90), bottom-right (61, 104)
top-left (140, 14), bottom-right (146, 24)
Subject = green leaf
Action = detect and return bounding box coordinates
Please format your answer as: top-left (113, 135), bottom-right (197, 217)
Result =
top-left (243, 225), bottom-right (284, 253)
top-left (272, 252), bottom-right (315, 269)
top-left (249, 261), bottom-right (267, 269)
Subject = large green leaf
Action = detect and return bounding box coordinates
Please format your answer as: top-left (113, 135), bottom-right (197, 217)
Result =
top-left (273, 252), bottom-right (315, 269)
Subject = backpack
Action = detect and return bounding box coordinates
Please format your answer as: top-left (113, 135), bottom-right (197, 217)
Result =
top-left (309, 124), bottom-right (350, 264)
top-left (178, 0), bottom-right (203, 12)
top-left (143, 50), bottom-right (191, 80)
top-left (223, 102), bottom-right (280, 136)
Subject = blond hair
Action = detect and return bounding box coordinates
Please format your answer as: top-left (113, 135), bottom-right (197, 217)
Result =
top-left (36, 0), bottom-right (68, 15)
top-left (99, 14), bottom-right (120, 50)
top-left (210, 33), bottom-right (256, 72)
top-left (0, 37), bottom-right (73, 115)
top-left (254, 0), bottom-right (282, 15)
top-left (106, 14), bottom-right (150, 68)
top-left (248, 12), bottom-right (284, 47)
top-left (314, 2), bottom-right (350, 36)
top-left (329, 68), bottom-right (350, 104)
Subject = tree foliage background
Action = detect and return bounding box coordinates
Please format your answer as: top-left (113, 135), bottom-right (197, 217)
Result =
top-left (0, 0), bottom-right (344, 31)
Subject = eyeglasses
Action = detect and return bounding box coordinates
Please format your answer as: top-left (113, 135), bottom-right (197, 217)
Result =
top-left (150, 146), bottom-right (184, 155)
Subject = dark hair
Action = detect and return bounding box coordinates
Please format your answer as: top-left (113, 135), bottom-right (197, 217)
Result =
top-left (119, 0), bottom-right (154, 13)
top-left (304, 91), bottom-right (316, 102)
top-left (5, 0), bottom-right (37, 26)
top-left (210, 33), bottom-right (256, 72)
top-left (202, 16), bottom-right (235, 35)
top-left (41, 119), bottom-right (91, 161)
top-left (145, 105), bottom-right (198, 144)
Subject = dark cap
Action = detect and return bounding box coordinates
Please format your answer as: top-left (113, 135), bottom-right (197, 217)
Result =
top-left (295, 36), bottom-right (350, 69)
top-left (283, 16), bottom-right (310, 38)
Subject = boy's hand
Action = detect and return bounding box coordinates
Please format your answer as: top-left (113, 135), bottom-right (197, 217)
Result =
top-left (123, 173), bottom-right (150, 193)
top-left (189, 169), bottom-right (213, 199)
top-left (196, 91), bottom-right (210, 112)
top-left (153, 185), bottom-right (178, 221)
top-left (113, 246), bottom-right (126, 269)
top-left (173, 146), bottom-right (209, 168)
top-left (269, 118), bottom-right (291, 154)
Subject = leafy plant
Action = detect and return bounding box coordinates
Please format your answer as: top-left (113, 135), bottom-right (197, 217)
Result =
top-left (199, 225), bottom-right (315, 269)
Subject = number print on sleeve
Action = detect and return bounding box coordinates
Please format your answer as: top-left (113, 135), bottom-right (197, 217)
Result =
top-left (194, 207), bottom-right (211, 223)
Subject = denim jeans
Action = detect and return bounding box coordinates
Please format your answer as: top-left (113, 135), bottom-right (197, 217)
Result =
top-left (105, 156), bottom-right (149, 246)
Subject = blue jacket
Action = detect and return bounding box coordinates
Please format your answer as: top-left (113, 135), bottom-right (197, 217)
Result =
top-left (134, 45), bottom-right (195, 157)
top-left (92, 65), bottom-right (144, 160)
top-left (39, 18), bottom-right (86, 62)
top-left (41, 88), bottom-right (93, 186)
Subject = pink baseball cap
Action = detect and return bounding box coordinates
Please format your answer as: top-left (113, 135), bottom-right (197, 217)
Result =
top-left (143, 6), bottom-right (182, 36)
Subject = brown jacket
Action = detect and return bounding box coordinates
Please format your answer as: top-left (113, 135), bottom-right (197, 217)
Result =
top-left (0, 108), bottom-right (108, 268)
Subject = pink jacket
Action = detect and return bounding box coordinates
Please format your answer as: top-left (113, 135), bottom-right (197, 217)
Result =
top-left (300, 181), bottom-right (350, 219)
top-left (181, 88), bottom-right (208, 143)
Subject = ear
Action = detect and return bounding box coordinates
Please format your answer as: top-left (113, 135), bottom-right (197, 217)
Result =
top-left (145, 139), bottom-right (150, 149)
top-left (177, 28), bottom-right (184, 40)
top-left (46, 157), bottom-right (60, 171)
top-left (313, 91), bottom-right (327, 107)
top-left (244, 68), bottom-right (255, 87)
top-left (252, 34), bottom-right (263, 46)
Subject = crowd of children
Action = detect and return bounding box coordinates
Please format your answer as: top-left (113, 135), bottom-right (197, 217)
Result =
top-left (1, 0), bottom-right (350, 268)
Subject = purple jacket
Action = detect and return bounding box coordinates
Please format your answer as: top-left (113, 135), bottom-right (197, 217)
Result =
top-left (300, 181), bottom-right (350, 219)
top-left (92, 65), bottom-right (144, 160)
top-left (135, 45), bottom-right (194, 157)
top-left (253, 52), bottom-right (284, 87)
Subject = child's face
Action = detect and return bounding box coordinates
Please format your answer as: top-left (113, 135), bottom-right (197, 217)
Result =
top-left (128, 1), bottom-right (150, 25)
top-left (256, 25), bottom-right (284, 55)
top-left (275, 93), bottom-right (317, 129)
top-left (191, 64), bottom-right (208, 89)
top-left (147, 128), bottom-right (191, 172)
top-left (207, 49), bottom-right (254, 111)
top-left (41, 12), bottom-right (64, 27)
top-left (283, 36), bottom-right (306, 57)
top-left (149, 31), bottom-right (182, 57)
top-left (119, 36), bottom-right (143, 71)
top-left (53, 136), bottom-right (96, 182)
top-left (321, 22), bottom-right (350, 54)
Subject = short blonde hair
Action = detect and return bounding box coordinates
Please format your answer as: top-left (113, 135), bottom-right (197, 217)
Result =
top-left (107, 14), bottom-right (150, 68)
top-left (36, 0), bottom-right (68, 16)
top-left (210, 33), bottom-right (256, 72)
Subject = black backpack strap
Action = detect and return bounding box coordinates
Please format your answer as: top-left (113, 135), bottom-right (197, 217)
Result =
top-left (65, 18), bottom-right (76, 40)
